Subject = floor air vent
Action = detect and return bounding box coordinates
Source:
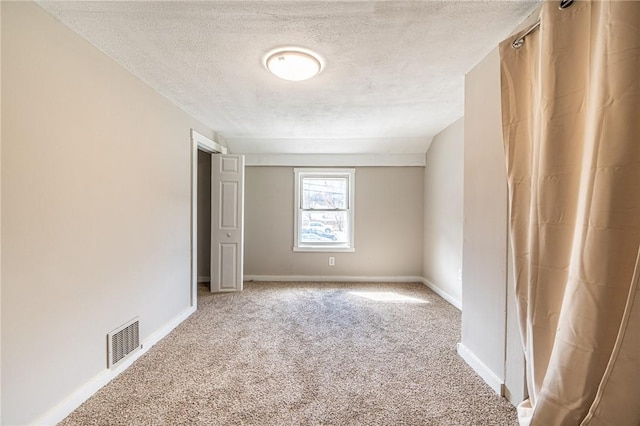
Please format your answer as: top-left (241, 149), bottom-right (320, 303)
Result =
top-left (107, 317), bottom-right (140, 368)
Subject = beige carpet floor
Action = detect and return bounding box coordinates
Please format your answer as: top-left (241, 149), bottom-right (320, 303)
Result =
top-left (61, 282), bottom-right (518, 425)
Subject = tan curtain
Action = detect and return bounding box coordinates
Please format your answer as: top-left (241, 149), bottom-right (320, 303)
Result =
top-left (499, 1), bottom-right (640, 425)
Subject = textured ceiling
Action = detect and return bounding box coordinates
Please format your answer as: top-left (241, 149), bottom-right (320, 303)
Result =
top-left (36, 1), bottom-right (539, 154)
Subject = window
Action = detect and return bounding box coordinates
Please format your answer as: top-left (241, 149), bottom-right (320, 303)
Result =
top-left (294, 168), bottom-right (355, 252)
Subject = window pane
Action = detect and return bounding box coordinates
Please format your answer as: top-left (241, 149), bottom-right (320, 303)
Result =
top-left (300, 211), bottom-right (349, 243)
top-left (302, 177), bottom-right (347, 210)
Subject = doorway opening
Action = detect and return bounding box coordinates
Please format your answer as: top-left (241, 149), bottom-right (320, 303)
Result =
top-left (197, 150), bottom-right (212, 290)
top-left (190, 130), bottom-right (228, 307)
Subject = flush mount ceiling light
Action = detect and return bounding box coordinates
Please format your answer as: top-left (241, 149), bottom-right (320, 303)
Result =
top-left (265, 48), bottom-right (323, 82)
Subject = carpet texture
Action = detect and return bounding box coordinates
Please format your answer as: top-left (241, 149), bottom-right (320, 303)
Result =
top-left (61, 282), bottom-right (518, 425)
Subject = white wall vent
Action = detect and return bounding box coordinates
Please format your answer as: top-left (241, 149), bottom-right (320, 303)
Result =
top-left (107, 317), bottom-right (140, 369)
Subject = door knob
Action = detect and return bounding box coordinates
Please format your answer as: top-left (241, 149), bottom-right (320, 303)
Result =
top-left (227, 233), bottom-right (231, 238)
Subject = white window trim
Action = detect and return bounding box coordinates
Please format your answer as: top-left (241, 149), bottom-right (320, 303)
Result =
top-left (293, 168), bottom-right (355, 252)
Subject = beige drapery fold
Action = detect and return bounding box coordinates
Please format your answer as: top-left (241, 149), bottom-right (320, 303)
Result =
top-left (499, 1), bottom-right (640, 425)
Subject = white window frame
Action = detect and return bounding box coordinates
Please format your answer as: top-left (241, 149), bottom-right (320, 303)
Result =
top-left (293, 168), bottom-right (355, 252)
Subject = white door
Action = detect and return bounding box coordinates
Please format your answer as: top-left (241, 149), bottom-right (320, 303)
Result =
top-left (210, 154), bottom-right (244, 292)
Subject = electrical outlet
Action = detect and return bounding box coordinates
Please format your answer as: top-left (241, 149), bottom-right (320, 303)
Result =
top-left (329, 256), bottom-right (335, 266)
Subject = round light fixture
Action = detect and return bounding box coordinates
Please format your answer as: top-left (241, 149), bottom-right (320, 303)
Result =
top-left (265, 48), bottom-right (322, 82)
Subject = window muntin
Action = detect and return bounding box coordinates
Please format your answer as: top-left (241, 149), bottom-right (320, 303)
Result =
top-left (294, 169), bottom-right (355, 252)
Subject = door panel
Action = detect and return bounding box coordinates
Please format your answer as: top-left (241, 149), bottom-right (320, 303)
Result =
top-left (219, 243), bottom-right (238, 290)
top-left (220, 182), bottom-right (239, 229)
top-left (210, 154), bottom-right (244, 292)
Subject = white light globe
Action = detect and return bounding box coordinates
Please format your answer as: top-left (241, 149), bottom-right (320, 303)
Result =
top-left (266, 50), bottom-right (322, 82)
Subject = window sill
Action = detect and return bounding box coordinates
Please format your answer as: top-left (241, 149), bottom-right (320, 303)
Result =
top-left (293, 246), bottom-right (355, 253)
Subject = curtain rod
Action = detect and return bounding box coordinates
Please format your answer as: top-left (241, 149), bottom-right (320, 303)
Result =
top-left (511, 0), bottom-right (575, 49)
top-left (511, 21), bottom-right (540, 49)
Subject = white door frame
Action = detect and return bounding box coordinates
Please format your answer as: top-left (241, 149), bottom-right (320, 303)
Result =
top-left (190, 130), bottom-right (228, 308)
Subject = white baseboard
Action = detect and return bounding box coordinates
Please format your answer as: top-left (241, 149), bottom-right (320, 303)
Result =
top-left (197, 275), bottom-right (211, 283)
top-left (418, 278), bottom-right (462, 310)
top-left (457, 342), bottom-right (505, 396)
top-left (32, 305), bottom-right (197, 426)
top-left (244, 275), bottom-right (425, 283)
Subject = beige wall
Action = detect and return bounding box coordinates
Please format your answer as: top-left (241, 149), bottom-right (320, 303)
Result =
top-left (0, 3), bottom-right (3, 421)
top-left (244, 167), bottom-right (424, 278)
top-left (461, 46), bottom-right (525, 402)
top-left (462, 46), bottom-right (508, 384)
top-left (423, 118), bottom-right (464, 306)
top-left (197, 151), bottom-right (212, 280)
top-left (1, 3), bottom-right (217, 424)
